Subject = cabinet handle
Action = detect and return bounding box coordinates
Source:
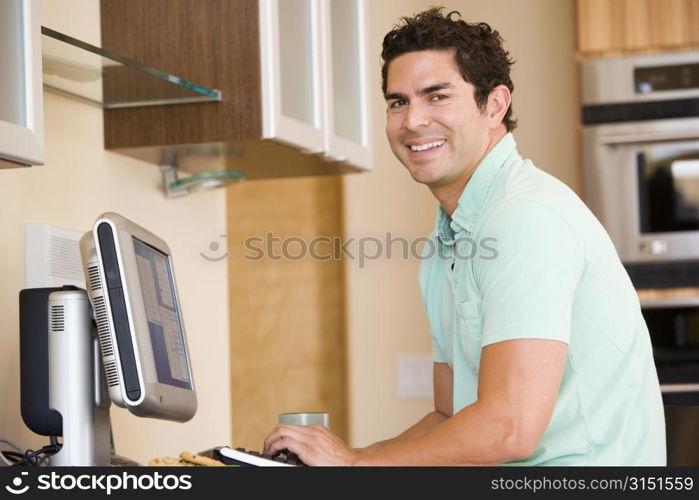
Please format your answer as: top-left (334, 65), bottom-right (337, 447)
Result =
top-left (661, 383), bottom-right (699, 394)
top-left (599, 130), bottom-right (699, 145)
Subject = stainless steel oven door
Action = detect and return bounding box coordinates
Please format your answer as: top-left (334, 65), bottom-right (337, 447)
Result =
top-left (640, 298), bottom-right (699, 403)
top-left (583, 117), bottom-right (699, 263)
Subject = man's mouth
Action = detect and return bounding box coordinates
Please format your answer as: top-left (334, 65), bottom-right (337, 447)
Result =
top-left (407, 140), bottom-right (446, 152)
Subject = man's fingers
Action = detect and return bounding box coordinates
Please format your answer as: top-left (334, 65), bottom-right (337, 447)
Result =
top-left (267, 435), bottom-right (313, 462)
top-left (263, 424), bottom-right (314, 453)
top-left (261, 423), bottom-right (357, 466)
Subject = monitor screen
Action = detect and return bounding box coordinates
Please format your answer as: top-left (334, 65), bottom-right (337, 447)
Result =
top-left (132, 237), bottom-right (192, 390)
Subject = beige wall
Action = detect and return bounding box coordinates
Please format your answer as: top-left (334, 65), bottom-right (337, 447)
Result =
top-left (0, 0), bottom-right (231, 464)
top-left (343, 0), bottom-right (577, 447)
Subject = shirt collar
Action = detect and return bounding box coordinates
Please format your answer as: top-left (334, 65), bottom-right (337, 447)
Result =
top-left (436, 133), bottom-right (517, 244)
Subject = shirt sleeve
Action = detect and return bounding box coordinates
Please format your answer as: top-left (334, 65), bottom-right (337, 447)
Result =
top-left (473, 199), bottom-right (585, 347)
top-left (430, 330), bottom-right (447, 363)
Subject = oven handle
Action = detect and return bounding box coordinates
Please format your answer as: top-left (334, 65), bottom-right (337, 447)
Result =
top-left (660, 383), bottom-right (699, 394)
top-left (599, 130), bottom-right (699, 145)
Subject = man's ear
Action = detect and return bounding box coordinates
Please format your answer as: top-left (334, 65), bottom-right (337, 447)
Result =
top-left (487, 85), bottom-right (511, 128)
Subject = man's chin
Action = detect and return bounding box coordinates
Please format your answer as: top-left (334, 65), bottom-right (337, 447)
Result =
top-left (406, 165), bottom-right (441, 186)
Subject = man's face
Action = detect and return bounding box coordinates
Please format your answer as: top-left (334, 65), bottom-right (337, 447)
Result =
top-left (385, 50), bottom-right (492, 189)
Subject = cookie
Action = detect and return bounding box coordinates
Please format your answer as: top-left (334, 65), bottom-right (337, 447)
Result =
top-left (148, 456), bottom-right (187, 466)
top-left (179, 451), bottom-right (225, 467)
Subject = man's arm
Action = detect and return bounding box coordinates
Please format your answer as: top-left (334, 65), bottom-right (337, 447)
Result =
top-left (356, 362), bottom-right (453, 454)
top-left (261, 362), bottom-right (453, 464)
top-left (354, 338), bottom-right (567, 465)
top-left (262, 338), bottom-right (566, 465)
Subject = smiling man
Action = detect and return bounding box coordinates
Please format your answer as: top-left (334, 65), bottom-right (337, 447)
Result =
top-left (262, 7), bottom-right (666, 466)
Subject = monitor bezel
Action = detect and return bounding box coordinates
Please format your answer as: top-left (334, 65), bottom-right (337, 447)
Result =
top-left (87, 212), bottom-right (196, 421)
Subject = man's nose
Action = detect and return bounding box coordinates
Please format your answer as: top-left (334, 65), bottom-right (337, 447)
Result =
top-left (403, 103), bottom-right (430, 131)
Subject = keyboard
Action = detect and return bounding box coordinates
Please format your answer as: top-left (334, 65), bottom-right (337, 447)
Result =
top-left (213, 446), bottom-right (306, 467)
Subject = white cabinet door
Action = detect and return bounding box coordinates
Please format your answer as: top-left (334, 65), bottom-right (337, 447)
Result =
top-left (259, 0), bottom-right (326, 154)
top-left (321, 0), bottom-right (371, 170)
top-left (0, 0), bottom-right (44, 167)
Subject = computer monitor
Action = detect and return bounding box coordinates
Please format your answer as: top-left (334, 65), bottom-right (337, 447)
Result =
top-left (79, 212), bottom-right (197, 422)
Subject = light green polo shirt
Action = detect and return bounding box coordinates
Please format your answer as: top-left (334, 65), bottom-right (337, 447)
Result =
top-left (418, 133), bottom-right (666, 465)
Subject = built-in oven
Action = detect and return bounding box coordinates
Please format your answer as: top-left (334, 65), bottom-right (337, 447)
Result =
top-left (638, 291), bottom-right (699, 404)
top-left (581, 51), bottom-right (699, 406)
top-left (581, 51), bottom-right (699, 266)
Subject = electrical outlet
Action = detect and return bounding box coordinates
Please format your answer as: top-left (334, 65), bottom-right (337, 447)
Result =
top-left (396, 354), bottom-right (433, 399)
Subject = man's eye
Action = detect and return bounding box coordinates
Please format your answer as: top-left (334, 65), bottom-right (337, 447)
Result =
top-left (430, 94), bottom-right (448, 102)
top-left (389, 99), bottom-right (406, 109)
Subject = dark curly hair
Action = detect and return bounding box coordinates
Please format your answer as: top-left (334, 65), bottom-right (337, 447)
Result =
top-left (381, 7), bottom-right (517, 132)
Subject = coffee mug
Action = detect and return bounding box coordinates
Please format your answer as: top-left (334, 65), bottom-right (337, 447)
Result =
top-left (278, 412), bottom-right (329, 428)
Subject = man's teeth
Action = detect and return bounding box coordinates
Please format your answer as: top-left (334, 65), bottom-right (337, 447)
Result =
top-left (409, 140), bottom-right (446, 152)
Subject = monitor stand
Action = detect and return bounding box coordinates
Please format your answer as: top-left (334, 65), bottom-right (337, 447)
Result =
top-left (47, 289), bottom-right (111, 466)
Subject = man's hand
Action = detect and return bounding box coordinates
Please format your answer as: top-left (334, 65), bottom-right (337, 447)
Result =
top-left (262, 424), bottom-right (360, 466)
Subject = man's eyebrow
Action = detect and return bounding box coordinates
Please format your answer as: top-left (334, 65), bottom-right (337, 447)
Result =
top-left (384, 92), bottom-right (405, 101)
top-left (418, 82), bottom-right (452, 95)
top-left (384, 83), bottom-right (453, 101)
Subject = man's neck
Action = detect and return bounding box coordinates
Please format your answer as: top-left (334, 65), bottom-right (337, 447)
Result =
top-left (431, 128), bottom-right (507, 217)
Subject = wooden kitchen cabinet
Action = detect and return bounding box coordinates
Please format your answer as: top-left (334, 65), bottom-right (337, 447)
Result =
top-left (686, 0), bottom-right (699, 46)
top-left (576, 0), bottom-right (622, 54)
top-left (648, 0), bottom-right (687, 49)
top-left (577, 0), bottom-right (699, 56)
top-left (100, 0), bottom-right (371, 180)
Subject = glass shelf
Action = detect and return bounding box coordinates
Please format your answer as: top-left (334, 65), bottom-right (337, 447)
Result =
top-left (41, 27), bottom-right (222, 108)
top-left (165, 169), bottom-right (245, 197)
